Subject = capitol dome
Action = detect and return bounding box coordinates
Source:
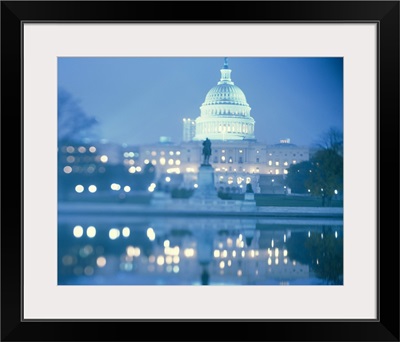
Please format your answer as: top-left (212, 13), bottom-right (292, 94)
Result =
top-left (193, 58), bottom-right (256, 141)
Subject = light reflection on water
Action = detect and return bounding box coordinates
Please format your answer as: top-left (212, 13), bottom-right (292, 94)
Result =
top-left (58, 215), bottom-right (343, 285)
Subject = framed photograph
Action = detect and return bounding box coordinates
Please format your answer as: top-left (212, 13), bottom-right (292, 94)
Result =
top-left (2, 1), bottom-right (399, 341)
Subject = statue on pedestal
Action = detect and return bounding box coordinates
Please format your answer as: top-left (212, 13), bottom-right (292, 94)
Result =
top-left (202, 138), bottom-right (212, 166)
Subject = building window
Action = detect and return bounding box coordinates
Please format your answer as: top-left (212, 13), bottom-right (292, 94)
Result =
top-left (256, 158), bottom-right (259, 163)
top-left (275, 169), bottom-right (280, 174)
top-left (239, 157), bottom-right (243, 164)
top-left (221, 156), bottom-right (226, 163)
top-left (275, 161), bottom-right (279, 166)
top-left (268, 160), bottom-right (272, 166)
top-left (228, 157), bottom-right (233, 163)
top-left (213, 157), bottom-right (218, 163)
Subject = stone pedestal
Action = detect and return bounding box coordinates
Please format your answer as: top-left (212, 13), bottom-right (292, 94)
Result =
top-left (192, 164), bottom-right (219, 199)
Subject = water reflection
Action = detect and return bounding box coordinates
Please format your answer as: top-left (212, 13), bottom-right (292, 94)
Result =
top-left (58, 215), bottom-right (343, 285)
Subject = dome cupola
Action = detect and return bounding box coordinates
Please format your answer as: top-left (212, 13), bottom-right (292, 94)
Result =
top-left (193, 58), bottom-right (256, 141)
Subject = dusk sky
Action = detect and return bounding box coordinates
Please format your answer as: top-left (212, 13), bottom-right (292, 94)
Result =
top-left (58, 57), bottom-right (343, 147)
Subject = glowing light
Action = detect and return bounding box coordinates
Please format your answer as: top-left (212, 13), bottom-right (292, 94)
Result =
top-left (128, 166), bottom-right (136, 173)
top-left (221, 250), bottom-right (228, 258)
top-left (86, 226), bottom-right (96, 238)
top-left (241, 250), bottom-right (245, 258)
top-left (175, 160), bottom-right (181, 166)
top-left (111, 183), bottom-right (121, 191)
top-left (129, 159), bottom-right (135, 165)
top-left (284, 258), bottom-right (288, 264)
top-left (184, 248), bottom-right (195, 257)
top-left (127, 246), bottom-right (140, 257)
top-left (227, 238), bottom-right (233, 247)
top-left (283, 249), bottom-right (288, 257)
top-left (275, 248), bottom-right (279, 257)
top-left (165, 246), bottom-right (179, 256)
top-left (308, 231), bottom-right (311, 238)
top-left (232, 250), bottom-right (236, 258)
top-left (75, 185), bottom-right (84, 193)
top-left (160, 157), bottom-right (166, 165)
top-left (124, 186), bottom-right (131, 192)
top-left (334, 189), bottom-right (338, 195)
top-left (268, 257), bottom-right (272, 265)
top-left (88, 185), bottom-right (97, 193)
top-left (237, 270), bottom-right (242, 277)
top-left (227, 260), bottom-right (232, 266)
top-left (321, 233), bottom-right (324, 239)
top-left (89, 146), bottom-right (96, 153)
top-left (156, 256), bottom-right (164, 266)
top-left (136, 166), bottom-right (142, 172)
top-left (66, 156), bottom-right (75, 163)
top-left (219, 261), bottom-right (225, 269)
top-left (151, 151), bottom-right (157, 156)
top-left (335, 231), bottom-right (338, 238)
top-left (275, 258), bottom-right (279, 265)
top-left (214, 250), bottom-right (220, 258)
top-left (100, 155), bottom-right (108, 163)
top-left (194, 183), bottom-right (198, 188)
top-left (144, 159), bottom-right (149, 164)
top-left (164, 255), bottom-right (172, 264)
top-left (122, 227), bottom-right (130, 237)
top-left (73, 225), bottom-right (84, 238)
top-left (66, 146), bottom-right (74, 153)
top-left (147, 227), bottom-right (156, 241)
top-left (151, 160), bottom-right (157, 165)
top-left (64, 166), bottom-right (72, 174)
top-left (109, 228), bottom-right (120, 240)
top-left (96, 256), bottom-right (106, 267)
top-left (165, 177), bottom-right (171, 182)
top-left (169, 151), bottom-right (174, 156)
top-left (176, 151), bottom-right (181, 155)
top-left (173, 256), bottom-right (180, 264)
top-left (173, 266), bottom-right (179, 273)
top-left (271, 239), bottom-right (274, 248)
top-left (166, 168), bottom-right (180, 174)
top-left (149, 255), bottom-right (156, 263)
top-left (78, 146), bottom-right (86, 153)
top-left (168, 159), bottom-right (174, 165)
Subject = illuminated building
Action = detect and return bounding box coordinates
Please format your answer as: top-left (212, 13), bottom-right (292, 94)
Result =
top-left (134, 59), bottom-right (309, 193)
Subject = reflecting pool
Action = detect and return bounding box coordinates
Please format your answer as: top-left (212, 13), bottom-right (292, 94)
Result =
top-left (58, 214), bottom-right (343, 285)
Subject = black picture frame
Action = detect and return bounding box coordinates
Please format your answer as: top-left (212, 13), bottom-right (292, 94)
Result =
top-left (1, 1), bottom-right (399, 341)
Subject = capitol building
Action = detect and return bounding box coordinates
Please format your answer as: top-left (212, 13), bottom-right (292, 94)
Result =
top-left (58, 59), bottom-right (310, 195)
top-left (133, 58), bottom-right (309, 194)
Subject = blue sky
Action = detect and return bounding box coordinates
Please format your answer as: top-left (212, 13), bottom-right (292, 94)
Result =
top-left (58, 57), bottom-right (343, 147)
